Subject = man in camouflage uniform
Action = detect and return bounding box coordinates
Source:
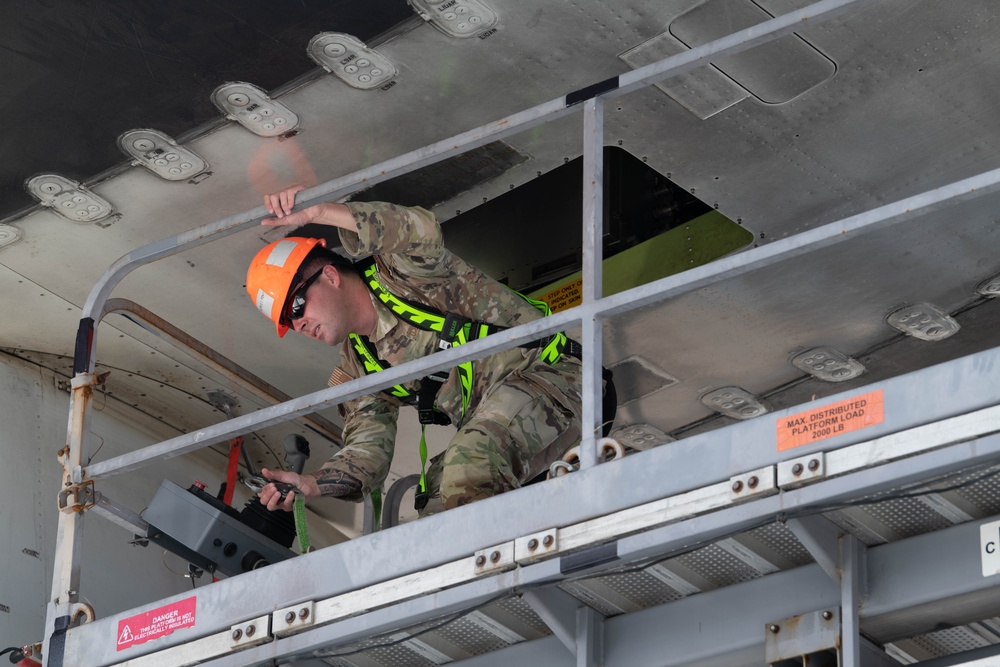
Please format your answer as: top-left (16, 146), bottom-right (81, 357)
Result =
top-left (253, 186), bottom-right (584, 513)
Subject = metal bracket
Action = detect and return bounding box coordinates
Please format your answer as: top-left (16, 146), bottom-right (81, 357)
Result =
top-left (728, 465), bottom-right (777, 501)
top-left (777, 452), bottom-right (827, 489)
top-left (765, 608), bottom-right (840, 663)
top-left (57, 479), bottom-right (96, 514)
top-left (474, 541), bottom-right (515, 575)
top-left (272, 601), bottom-right (315, 637)
top-left (515, 528), bottom-right (559, 563)
top-left (229, 614), bottom-right (271, 649)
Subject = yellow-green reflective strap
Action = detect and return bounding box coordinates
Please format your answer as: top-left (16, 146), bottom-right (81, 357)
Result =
top-left (293, 495), bottom-right (310, 554)
top-left (362, 263), bottom-right (446, 332)
top-left (354, 267), bottom-right (567, 418)
top-left (349, 333), bottom-right (410, 398)
top-left (453, 325), bottom-right (473, 418)
top-left (518, 292), bottom-right (554, 317)
top-left (512, 291), bottom-right (566, 365)
top-left (419, 425), bottom-right (429, 493)
top-left (540, 331), bottom-right (567, 364)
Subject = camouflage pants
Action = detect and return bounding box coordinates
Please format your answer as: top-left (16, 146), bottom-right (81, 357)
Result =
top-left (420, 357), bottom-right (583, 512)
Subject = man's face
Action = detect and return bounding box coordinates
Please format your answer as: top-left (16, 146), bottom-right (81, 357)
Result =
top-left (288, 265), bottom-right (349, 346)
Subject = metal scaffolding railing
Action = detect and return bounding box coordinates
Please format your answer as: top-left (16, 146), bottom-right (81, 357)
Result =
top-left (56, 353), bottom-right (1000, 666)
top-left (49, 1), bottom-right (979, 665)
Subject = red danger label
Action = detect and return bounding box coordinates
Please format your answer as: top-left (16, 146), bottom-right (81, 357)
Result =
top-left (117, 596), bottom-right (196, 651)
top-left (776, 390), bottom-right (884, 451)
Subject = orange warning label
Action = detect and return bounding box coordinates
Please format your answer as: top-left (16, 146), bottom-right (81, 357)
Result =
top-left (537, 278), bottom-right (583, 313)
top-left (117, 596), bottom-right (196, 651)
top-left (776, 390), bottom-right (884, 451)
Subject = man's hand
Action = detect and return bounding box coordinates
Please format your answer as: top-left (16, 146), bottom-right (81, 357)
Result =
top-left (262, 185), bottom-right (318, 227)
top-left (258, 467), bottom-right (319, 512)
top-left (261, 185), bottom-right (358, 231)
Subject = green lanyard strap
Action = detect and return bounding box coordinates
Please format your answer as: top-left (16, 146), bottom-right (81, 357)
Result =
top-left (415, 425), bottom-right (430, 510)
top-left (293, 495), bottom-right (310, 554)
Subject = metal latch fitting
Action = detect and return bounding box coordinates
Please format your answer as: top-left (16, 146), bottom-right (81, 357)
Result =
top-left (58, 479), bottom-right (96, 514)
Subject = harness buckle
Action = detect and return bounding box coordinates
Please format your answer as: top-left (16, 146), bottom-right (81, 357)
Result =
top-left (414, 490), bottom-right (429, 510)
top-left (438, 340), bottom-right (452, 350)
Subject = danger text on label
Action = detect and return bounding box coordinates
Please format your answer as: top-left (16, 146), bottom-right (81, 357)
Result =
top-left (116, 596), bottom-right (196, 651)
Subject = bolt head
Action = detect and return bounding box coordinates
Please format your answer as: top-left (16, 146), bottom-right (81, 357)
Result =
top-left (490, 550), bottom-right (501, 563)
top-left (245, 624), bottom-right (256, 637)
top-left (543, 535), bottom-right (555, 547)
top-left (808, 459), bottom-right (820, 471)
top-left (285, 611), bottom-right (296, 623)
top-left (748, 476), bottom-right (759, 489)
top-left (232, 629), bottom-right (243, 640)
top-left (475, 555), bottom-right (487, 567)
top-left (299, 608), bottom-right (310, 620)
top-left (822, 610), bottom-right (833, 620)
top-left (769, 624), bottom-right (780, 633)
top-left (792, 463), bottom-right (804, 475)
top-left (732, 480), bottom-right (744, 493)
top-left (528, 538), bottom-right (539, 550)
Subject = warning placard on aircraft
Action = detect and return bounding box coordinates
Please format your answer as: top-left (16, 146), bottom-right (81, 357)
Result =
top-left (116, 596), bottom-right (196, 651)
top-left (537, 278), bottom-right (583, 313)
top-left (776, 390), bottom-right (884, 451)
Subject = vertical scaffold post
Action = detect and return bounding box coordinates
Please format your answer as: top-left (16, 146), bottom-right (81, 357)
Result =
top-left (576, 606), bottom-right (604, 667)
top-left (841, 533), bottom-right (864, 667)
top-left (43, 366), bottom-right (97, 667)
top-left (579, 96), bottom-right (605, 470)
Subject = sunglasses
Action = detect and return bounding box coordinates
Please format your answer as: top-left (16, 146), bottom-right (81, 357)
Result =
top-left (283, 269), bottom-right (323, 324)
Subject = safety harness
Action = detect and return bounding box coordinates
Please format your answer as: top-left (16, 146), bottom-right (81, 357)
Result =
top-left (348, 257), bottom-right (578, 509)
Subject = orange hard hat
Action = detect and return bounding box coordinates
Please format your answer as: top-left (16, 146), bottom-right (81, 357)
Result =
top-left (246, 236), bottom-right (326, 337)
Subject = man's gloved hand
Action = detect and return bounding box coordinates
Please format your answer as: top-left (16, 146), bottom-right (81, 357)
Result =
top-left (258, 468), bottom-right (319, 512)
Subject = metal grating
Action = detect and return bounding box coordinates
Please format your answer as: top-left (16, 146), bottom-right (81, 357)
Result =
top-left (746, 522), bottom-right (815, 568)
top-left (489, 597), bottom-right (551, 638)
top-left (313, 598), bottom-right (553, 666)
top-left (824, 508), bottom-right (895, 547)
top-left (821, 466), bottom-right (1000, 546)
top-left (587, 568), bottom-right (685, 610)
top-left (432, 615), bottom-right (515, 657)
top-left (861, 495), bottom-right (957, 539)
top-left (314, 618), bottom-right (449, 667)
top-left (322, 659), bottom-right (354, 667)
top-left (673, 542), bottom-right (764, 587)
top-left (314, 599), bottom-right (546, 666)
top-left (946, 467), bottom-right (1000, 516)
top-left (335, 642), bottom-right (437, 667)
top-left (903, 625), bottom-right (995, 656)
top-left (559, 581), bottom-right (629, 618)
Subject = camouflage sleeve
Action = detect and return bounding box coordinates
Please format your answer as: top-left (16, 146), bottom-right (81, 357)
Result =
top-left (338, 202), bottom-right (447, 275)
top-left (317, 392), bottom-right (399, 502)
top-left (313, 344), bottom-right (400, 502)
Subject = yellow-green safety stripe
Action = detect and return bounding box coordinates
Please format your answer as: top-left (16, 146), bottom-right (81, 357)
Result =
top-left (349, 333), bottom-right (411, 399)
top-left (355, 263), bottom-right (568, 418)
top-left (362, 263), bottom-right (446, 332)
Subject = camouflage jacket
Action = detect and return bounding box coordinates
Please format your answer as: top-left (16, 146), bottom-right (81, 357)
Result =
top-left (318, 202), bottom-right (576, 498)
